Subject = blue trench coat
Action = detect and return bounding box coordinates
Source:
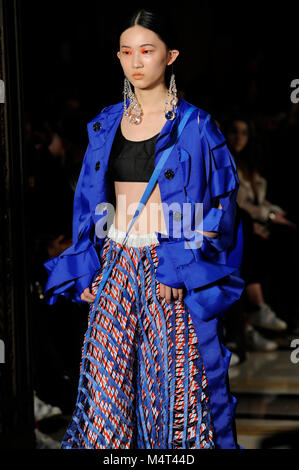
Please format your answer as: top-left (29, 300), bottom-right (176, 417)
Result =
top-left (43, 97), bottom-right (245, 449)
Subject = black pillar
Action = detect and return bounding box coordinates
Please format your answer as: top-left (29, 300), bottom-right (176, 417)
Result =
top-left (0, 0), bottom-right (35, 449)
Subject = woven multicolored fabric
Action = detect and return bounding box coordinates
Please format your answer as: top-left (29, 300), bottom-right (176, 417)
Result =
top-left (61, 236), bottom-right (215, 449)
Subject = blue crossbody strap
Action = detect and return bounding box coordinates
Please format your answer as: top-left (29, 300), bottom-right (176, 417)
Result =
top-left (123, 105), bottom-right (197, 245)
top-left (91, 105), bottom-right (196, 313)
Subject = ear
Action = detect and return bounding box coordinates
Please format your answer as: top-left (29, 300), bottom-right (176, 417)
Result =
top-left (167, 49), bottom-right (179, 66)
top-left (117, 51), bottom-right (121, 60)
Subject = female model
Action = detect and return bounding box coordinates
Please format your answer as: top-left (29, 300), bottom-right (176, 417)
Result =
top-left (44, 9), bottom-right (244, 449)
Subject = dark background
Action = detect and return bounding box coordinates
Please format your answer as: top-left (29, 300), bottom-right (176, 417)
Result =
top-left (21, 1), bottom-right (299, 121)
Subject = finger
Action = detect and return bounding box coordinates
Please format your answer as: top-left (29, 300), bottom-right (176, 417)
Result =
top-left (159, 283), bottom-right (165, 299)
top-left (165, 286), bottom-right (172, 304)
top-left (81, 289), bottom-right (96, 303)
top-left (80, 292), bottom-right (88, 302)
top-left (86, 293), bottom-right (96, 303)
top-left (172, 288), bottom-right (179, 300)
top-left (178, 288), bottom-right (184, 301)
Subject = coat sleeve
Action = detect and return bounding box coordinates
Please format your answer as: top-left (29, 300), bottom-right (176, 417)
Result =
top-left (199, 113), bottom-right (240, 254)
top-left (155, 113), bottom-right (245, 320)
top-left (43, 141), bottom-right (101, 305)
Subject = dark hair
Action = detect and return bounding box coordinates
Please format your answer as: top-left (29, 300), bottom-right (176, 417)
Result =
top-left (222, 113), bottom-right (264, 178)
top-left (118, 8), bottom-right (179, 84)
top-left (119, 8), bottom-right (179, 51)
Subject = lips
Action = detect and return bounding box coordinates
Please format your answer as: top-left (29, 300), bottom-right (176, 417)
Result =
top-left (133, 74), bottom-right (144, 79)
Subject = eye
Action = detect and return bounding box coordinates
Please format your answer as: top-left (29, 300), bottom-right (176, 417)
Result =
top-left (122, 49), bottom-right (132, 55)
top-left (141, 48), bottom-right (153, 54)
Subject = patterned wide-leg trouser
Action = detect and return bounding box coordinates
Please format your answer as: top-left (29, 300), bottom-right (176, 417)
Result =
top-left (61, 233), bottom-right (215, 449)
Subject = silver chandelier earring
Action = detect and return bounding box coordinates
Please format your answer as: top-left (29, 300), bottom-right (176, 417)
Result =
top-left (164, 71), bottom-right (178, 120)
top-left (123, 77), bottom-right (143, 125)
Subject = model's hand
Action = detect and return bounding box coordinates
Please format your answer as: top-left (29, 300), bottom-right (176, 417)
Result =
top-left (80, 287), bottom-right (96, 303)
top-left (159, 283), bottom-right (184, 304)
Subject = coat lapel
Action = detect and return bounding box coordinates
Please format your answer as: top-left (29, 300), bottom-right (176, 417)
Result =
top-left (88, 98), bottom-right (186, 171)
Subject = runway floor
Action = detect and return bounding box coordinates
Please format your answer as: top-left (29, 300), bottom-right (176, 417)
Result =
top-left (230, 345), bottom-right (299, 449)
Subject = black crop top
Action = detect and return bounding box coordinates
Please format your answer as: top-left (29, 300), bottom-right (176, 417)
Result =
top-left (108, 124), bottom-right (160, 182)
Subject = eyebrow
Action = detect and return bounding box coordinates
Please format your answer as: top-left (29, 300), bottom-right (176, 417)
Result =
top-left (121, 43), bottom-right (155, 48)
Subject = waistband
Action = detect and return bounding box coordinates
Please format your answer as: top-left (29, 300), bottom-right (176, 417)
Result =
top-left (107, 223), bottom-right (159, 247)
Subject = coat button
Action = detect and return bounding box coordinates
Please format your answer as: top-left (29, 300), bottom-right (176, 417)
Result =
top-left (93, 121), bottom-right (102, 132)
top-left (173, 211), bottom-right (182, 222)
top-left (164, 169), bottom-right (175, 180)
top-left (95, 161), bottom-right (101, 171)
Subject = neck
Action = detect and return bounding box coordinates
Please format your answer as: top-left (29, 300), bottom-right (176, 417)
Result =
top-left (134, 83), bottom-right (170, 114)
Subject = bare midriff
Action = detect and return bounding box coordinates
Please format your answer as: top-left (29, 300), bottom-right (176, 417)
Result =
top-left (112, 110), bottom-right (219, 238)
top-left (113, 181), bottom-right (219, 238)
top-left (113, 181), bottom-right (167, 235)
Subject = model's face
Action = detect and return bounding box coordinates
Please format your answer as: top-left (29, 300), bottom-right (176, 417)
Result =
top-left (226, 120), bottom-right (249, 153)
top-left (117, 25), bottom-right (179, 90)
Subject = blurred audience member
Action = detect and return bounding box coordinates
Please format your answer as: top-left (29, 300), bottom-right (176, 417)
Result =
top-left (24, 108), bottom-right (89, 413)
top-left (224, 115), bottom-right (298, 334)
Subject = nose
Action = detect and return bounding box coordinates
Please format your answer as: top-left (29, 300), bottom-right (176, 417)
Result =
top-left (132, 51), bottom-right (143, 69)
